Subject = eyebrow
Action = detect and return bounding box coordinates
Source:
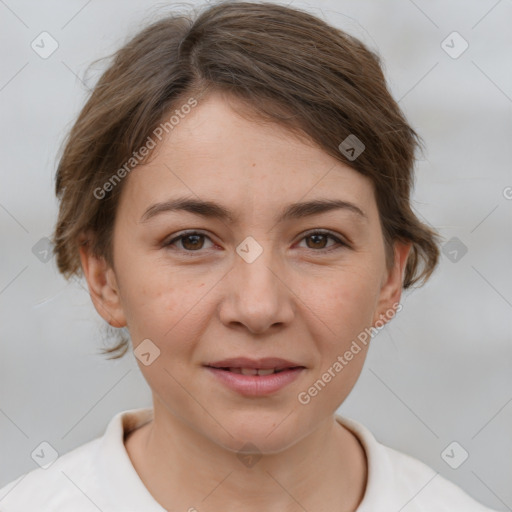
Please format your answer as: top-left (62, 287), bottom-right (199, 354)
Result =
top-left (140, 196), bottom-right (367, 224)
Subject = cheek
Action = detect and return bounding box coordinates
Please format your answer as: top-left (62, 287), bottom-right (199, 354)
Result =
top-left (120, 268), bottom-right (210, 346)
top-left (317, 267), bottom-right (381, 337)
top-left (304, 273), bottom-right (377, 409)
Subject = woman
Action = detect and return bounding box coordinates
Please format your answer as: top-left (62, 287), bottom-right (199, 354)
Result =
top-left (0, 1), bottom-right (499, 510)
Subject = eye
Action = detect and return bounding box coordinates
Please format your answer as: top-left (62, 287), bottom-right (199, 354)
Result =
top-left (164, 229), bottom-right (349, 256)
top-left (165, 231), bottom-right (214, 253)
top-left (297, 230), bottom-right (349, 252)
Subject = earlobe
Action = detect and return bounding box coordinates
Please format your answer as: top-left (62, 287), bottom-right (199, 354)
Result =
top-left (372, 241), bottom-right (412, 327)
top-left (78, 237), bottom-right (127, 328)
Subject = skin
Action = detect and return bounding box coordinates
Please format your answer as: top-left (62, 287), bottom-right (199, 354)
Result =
top-left (80, 91), bottom-right (411, 512)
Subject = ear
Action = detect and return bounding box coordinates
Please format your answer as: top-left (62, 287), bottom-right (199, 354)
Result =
top-left (372, 241), bottom-right (412, 327)
top-left (78, 234), bottom-right (127, 328)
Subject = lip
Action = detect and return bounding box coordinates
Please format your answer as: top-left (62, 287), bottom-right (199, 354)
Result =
top-left (204, 357), bottom-right (306, 397)
top-left (205, 367), bottom-right (305, 396)
top-left (205, 357), bottom-right (304, 370)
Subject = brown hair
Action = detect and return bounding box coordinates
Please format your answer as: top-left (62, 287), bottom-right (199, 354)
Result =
top-left (53, 0), bottom-right (441, 359)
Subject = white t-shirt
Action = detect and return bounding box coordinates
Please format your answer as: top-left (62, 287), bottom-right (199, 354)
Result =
top-left (0, 407), bottom-right (498, 511)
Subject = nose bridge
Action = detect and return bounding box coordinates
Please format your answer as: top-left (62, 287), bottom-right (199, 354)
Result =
top-left (236, 233), bottom-right (282, 298)
top-left (221, 235), bottom-right (293, 333)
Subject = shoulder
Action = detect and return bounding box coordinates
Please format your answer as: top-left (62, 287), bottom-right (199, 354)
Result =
top-left (383, 443), bottom-right (496, 511)
top-left (0, 437), bottom-right (103, 512)
top-left (335, 414), bottom-right (499, 512)
top-left (0, 407), bottom-right (155, 512)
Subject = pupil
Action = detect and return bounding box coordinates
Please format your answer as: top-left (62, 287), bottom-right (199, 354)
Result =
top-left (309, 234), bottom-right (326, 249)
top-left (183, 234), bottom-right (203, 250)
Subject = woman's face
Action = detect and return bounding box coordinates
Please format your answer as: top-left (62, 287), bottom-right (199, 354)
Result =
top-left (82, 92), bottom-right (410, 453)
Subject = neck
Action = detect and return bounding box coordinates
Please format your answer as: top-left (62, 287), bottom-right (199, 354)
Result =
top-left (125, 402), bottom-right (367, 512)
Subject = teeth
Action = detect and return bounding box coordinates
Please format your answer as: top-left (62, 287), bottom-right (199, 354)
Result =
top-left (230, 368), bottom-right (279, 376)
top-left (256, 368), bottom-right (275, 376)
top-left (240, 368), bottom-right (258, 376)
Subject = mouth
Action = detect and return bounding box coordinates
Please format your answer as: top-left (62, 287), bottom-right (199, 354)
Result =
top-left (204, 356), bottom-right (305, 373)
top-left (203, 357), bottom-right (306, 396)
top-left (205, 366), bottom-right (303, 376)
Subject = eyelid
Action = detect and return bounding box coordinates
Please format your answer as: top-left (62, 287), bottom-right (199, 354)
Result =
top-left (164, 228), bottom-right (350, 255)
top-left (298, 228), bottom-right (350, 247)
top-left (164, 229), bottom-right (215, 249)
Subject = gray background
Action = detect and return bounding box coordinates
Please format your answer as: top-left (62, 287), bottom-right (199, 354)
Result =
top-left (1, 0), bottom-right (511, 509)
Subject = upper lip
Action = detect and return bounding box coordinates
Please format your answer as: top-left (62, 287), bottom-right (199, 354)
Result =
top-left (205, 357), bottom-right (305, 370)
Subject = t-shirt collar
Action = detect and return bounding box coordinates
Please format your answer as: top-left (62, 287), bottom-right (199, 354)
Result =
top-left (335, 414), bottom-right (395, 509)
top-left (96, 407), bottom-right (165, 511)
top-left (96, 408), bottom-right (393, 511)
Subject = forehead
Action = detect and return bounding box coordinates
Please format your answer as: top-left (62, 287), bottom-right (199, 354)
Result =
top-left (121, 92), bottom-right (378, 222)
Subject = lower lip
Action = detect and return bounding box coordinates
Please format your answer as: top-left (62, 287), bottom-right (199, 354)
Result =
top-left (205, 367), bottom-right (305, 396)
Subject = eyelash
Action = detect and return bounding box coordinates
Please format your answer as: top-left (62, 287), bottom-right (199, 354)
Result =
top-left (164, 229), bottom-right (349, 256)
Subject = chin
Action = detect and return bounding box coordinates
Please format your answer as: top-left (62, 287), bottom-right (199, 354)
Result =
top-left (205, 408), bottom-right (307, 455)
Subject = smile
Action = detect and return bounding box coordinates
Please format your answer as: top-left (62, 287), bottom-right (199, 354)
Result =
top-left (210, 366), bottom-right (299, 375)
top-left (204, 366), bottom-right (305, 396)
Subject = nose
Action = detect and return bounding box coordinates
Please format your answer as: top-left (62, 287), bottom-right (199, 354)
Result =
top-left (217, 243), bottom-right (295, 335)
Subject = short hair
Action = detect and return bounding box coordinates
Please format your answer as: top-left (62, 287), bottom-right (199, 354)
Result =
top-left (52, 0), bottom-right (441, 358)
